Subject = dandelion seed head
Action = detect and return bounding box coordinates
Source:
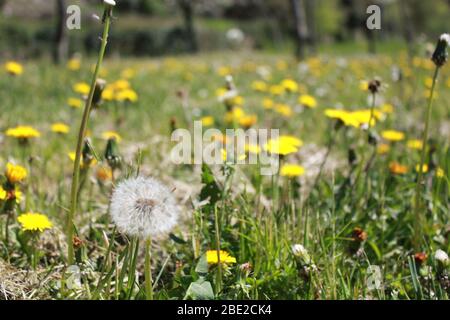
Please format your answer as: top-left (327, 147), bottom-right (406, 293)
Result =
top-left (110, 176), bottom-right (180, 239)
top-left (440, 33), bottom-right (450, 45)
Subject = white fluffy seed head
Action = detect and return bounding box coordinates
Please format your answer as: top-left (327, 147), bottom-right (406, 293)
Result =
top-left (440, 33), bottom-right (450, 45)
top-left (110, 176), bottom-right (180, 240)
top-left (104, 0), bottom-right (116, 6)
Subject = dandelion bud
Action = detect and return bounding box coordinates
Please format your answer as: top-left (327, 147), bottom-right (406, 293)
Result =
top-left (82, 139), bottom-right (95, 168)
top-left (431, 34), bottom-right (450, 67)
top-left (92, 78), bottom-right (106, 108)
top-left (105, 138), bottom-right (121, 170)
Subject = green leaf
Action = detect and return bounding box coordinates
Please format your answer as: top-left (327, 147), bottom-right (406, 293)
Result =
top-left (185, 278), bottom-right (214, 300)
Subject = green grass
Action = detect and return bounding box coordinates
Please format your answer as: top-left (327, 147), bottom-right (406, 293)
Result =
top-left (0, 48), bottom-right (449, 299)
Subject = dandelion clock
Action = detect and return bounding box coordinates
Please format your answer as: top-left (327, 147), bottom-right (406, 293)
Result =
top-left (110, 176), bottom-right (180, 300)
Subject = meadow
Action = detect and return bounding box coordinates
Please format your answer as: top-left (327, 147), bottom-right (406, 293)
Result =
top-left (0, 31), bottom-right (449, 299)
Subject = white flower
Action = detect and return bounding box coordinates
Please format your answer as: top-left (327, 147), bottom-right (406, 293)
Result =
top-left (110, 176), bottom-right (180, 239)
top-left (292, 244), bottom-right (308, 257)
top-left (434, 249), bottom-right (449, 264)
top-left (440, 33), bottom-right (450, 45)
top-left (104, 0), bottom-right (116, 6)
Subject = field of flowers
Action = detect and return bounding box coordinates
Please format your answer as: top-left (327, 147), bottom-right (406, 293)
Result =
top-left (0, 7), bottom-right (449, 299)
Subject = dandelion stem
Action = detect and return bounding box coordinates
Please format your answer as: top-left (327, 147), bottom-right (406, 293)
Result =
top-left (145, 237), bottom-right (154, 300)
top-left (66, 8), bottom-right (112, 265)
top-left (413, 66), bottom-right (440, 249)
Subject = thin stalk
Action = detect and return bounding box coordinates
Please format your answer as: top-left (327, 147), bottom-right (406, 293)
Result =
top-left (413, 66), bottom-right (440, 248)
top-left (145, 237), bottom-right (154, 300)
top-left (66, 12), bottom-right (112, 265)
top-left (214, 205), bottom-right (222, 295)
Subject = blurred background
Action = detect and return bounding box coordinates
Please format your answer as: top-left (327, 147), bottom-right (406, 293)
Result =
top-left (1, 0), bottom-right (449, 61)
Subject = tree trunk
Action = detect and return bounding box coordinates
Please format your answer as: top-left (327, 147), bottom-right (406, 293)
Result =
top-left (178, 0), bottom-right (198, 53)
top-left (54, 0), bottom-right (68, 64)
top-left (290, 0), bottom-right (309, 60)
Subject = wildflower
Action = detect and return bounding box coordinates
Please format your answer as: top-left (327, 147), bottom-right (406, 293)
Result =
top-left (5, 163), bottom-right (27, 184)
top-left (262, 98), bottom-right (274, 109)
top-left (109, 176), bottom-right (180, 239)
top-left (414, 252), bottom-right (428, 265)
top-left (224, 107), bottom-right (245, 123)
top-left (206, 250), bottom-right (236, 265)
top-left (101, 88), bottom-right (115, 101)
top-left (389, 162), bottom-right (408, 175)
top-left (201, 116), bottom-right (214, 127)
top-left (368, 79), bottom-right (381, 94)
top-left (73, 82), bottom-right (91, 95)
top-left (292, 244), bottom-right (308, 258)
top-left (6, 126), bottom-right (41, 140)
top-left (281, 79), bottom-right (299, 93)
top-left (298, 94), bottom-right (317, 109)
top-left (239, 114), bottom-right (257, 128)
top-left (377, 143), bottom-right (390, 155)
top-left (116, 89), bottom-right (138, 103)
top-left (280, 164), bottom-right (305, 178)
top-left (96, 166), bottom-right (113, 181)
top-left (51, 123), bottom-right (70, 134)
top-left (0, 186), bottom-right (6, 200)
top-left (436, 167), bottom-right (445, 178)
top-left (359, 80), bottom-right (369, 91)
top-left (111, 79), bottom-right (130, 91)
top-left (380, 103), bottom-right (394, 114)
top-left (269, 85), bottom-right (285, 96)
top-left (274, 103), bottom-right (293, 117)
top-left (251, 80), bottom-right (268, 92)
top-left (17, 212), bottom-right (52, 232)
top-left (68, 97), bottom-right (83, 109)
top-left (102, 131), bottom-right (122, 142)
top-left (382, 130), bottom-right (405, 142)
top-left (415, 164), bottom-right (429, 173)
top-left (264, 136), bottom-right (302, 156)
top-left (5, 61), bottom-right (23, 76)
top-left (434, 249), bottom-right (449, 265)
top-left (67, 58), bottom-right (81, 71)
top-left (407, 139), bottom-right (423, 150)
top-left (352, 227), bottom-right (368, 242)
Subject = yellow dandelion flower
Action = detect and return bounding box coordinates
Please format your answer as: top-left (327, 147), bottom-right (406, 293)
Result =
top-left (112, 79), bottom-right (131, 91)
top-left (389, 162), bottom-right (408, 175)
top-left (436, 167), bottom-right (445, 178)
top-left (201, 116), bottom-right (215, 127)
top-left (6, 163), bottom-right (27, 184)
top-left (239, 114), bottom-right (258, 128)
top-left (280, 164), bottom-right (305, 178)
top-left (298, 94), bottom-right (317, 109)
top-left (381, 103), bottom-right (394, 114)
top-left (73, 82), bottom-right (90, 95)
top-left (68, 97), bottom-right (83, 109)
top-left (17, 212), bottom-right (52, 232)
top-left (5, 61), bottom-right (23, 76)
top-left (281, 79), bottom-right (299, 93)
top-left (269, 85), bottom-right (285, 96)
top-left (264, 135), bottom-right (302, 156)
top-left (121, 68), bottom-right (136, 79)
top-left (116, 89), bottom-right (138, 103)
top-left (101, 88), bottom-right (115, 101)
top-left (424, 77), bottom-right (433, 89)
top-left (262, 98), bottom-right (274, 109)
top-left (377, 143), bottom-right (390, 155)
top-left (51, 123), bottom-right (70, 134)
top-left (0, 186), bottom-right (6, 201)
top-left (96, 166), bottom-right (113, 181)
top-left (67, 58), bottom-right (81, 71)
top-left (382, 130), bottom-right (405, 142)
top-left (274, 103), bottom-right (293, 117)
top-left (102, 131), bottom-right (122, 142)
top-left (359, 80), bottom-right (369, 91)
top-left (407, 139), bottom-right (423, 150)
top-left (251, 80), bottom-right (268, 92)
top-left (206, 250), bottom-right (236, 265)
top-left (225, 107), bottom-right (245, 123)
top-left (6, 126), bottom-right (41, 140)
top-left (276, 60), bottom-right (288, 71)
top-left (218, 66), bottom-right (232, 77)
top-left (415, 164), bottom-right (429, 173)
